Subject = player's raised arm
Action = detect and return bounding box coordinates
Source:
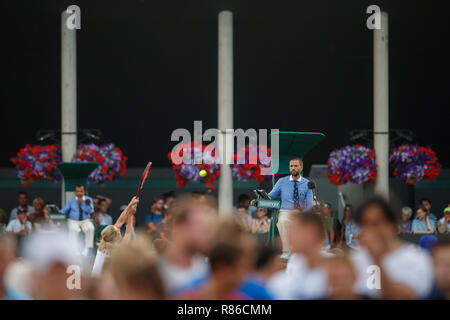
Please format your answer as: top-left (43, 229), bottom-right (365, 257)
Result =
top-left (123, 215), bottom-right (135, 242)
top-left (114, 196), bottom-right (139, 229)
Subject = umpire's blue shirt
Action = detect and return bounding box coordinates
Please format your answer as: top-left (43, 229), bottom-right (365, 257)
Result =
top-left (268, 175), bottom-right (313, 210)
top-left (60, 195), bottom-right (94, 221)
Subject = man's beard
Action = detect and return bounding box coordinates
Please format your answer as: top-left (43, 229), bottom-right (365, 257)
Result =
top-left (291, 171), bottom-right (300, 177)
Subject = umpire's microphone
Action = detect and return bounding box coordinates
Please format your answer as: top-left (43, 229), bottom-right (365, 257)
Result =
top-left (308, 180), bottom-right (320, 208)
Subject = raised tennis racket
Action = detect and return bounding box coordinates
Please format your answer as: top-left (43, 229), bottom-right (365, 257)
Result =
top-left (136, 161), bottom-right (152, 199)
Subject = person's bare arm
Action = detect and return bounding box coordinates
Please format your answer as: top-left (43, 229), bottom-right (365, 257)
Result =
top-left (7, 230), bottom-right (25, 236)
top-left (24, 223), bottom-right (32, 235)
top-left (114, 197), bottom-right (139, 229)
top-left (339, 225), bottom-right (345, 243)
top-left (34, 223), bottom-right (42, 232)
top-left (147, 222), bottom-right (157, 233)
top-left (328, 227), bottom-right (335, 246)
top-left (375, 256), bottom-right (416, 299)
top-left (123, 215), bottom-right (134, 242)
top-left (251, 220), bottom-right (258, 234)
top-left (426, 217), bottom-right (434, 233)
top-left (413, 226), bottom-right (433, 235)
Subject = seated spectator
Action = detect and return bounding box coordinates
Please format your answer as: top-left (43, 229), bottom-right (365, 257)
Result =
top-left (250, 208), bottom-right (271, 235)
top-left (427, 238), bottom-right (450, 299)
top-left (351, 197), bottom-right (434, 299)
top-left (437, 207), bottom-right (450, 234)
top-left (93, 195), bottom-right (112, 213)
top-left (235, 205), bottom-right (252, 232)
top-left (412, 205), bottom-right (435, 234)
top-left (234, 193), bottom-right (257, 216)
top-left (9, 191), bottom-right (33, 222)
top-left (398, 206), bottom-right (413, 234)
top-left (28, 197), bottom-right (45, 221)
top-left (94, 199), bottom-right (113, 226)
top-left (340, 204), bottom-right (360, 250)
top-left (6, 209), bottom-right (32, 236)
top-left (420, 198), bottom-right (438, 226)
top-left (157, 210), bottom-right (173, 241)
top-left (321, 203), bottom-right (335, 249)
top-left (336, 204), bottom-right (352, 247)
top-left (162, 191), bottom-right (176, 210)
top-left (146, 197), bottom-right (164, 237)
top-left (29, 199), bottom-right (56, 233)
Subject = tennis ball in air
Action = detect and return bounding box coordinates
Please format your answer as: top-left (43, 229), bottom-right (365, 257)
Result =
top-left (199, 169), bottom-right (207, 177)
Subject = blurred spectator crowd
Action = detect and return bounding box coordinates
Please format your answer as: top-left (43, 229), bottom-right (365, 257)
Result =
top-left (0, 189), bottom-right (449, 300)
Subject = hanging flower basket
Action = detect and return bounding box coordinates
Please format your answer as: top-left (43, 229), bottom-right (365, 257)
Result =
top-left (168, 141), bottom-right (220, 190)
top-left (389, 145), bottom-right (441, 185)
top-left (72, 143), bottom-right (127, 184)
top-left (10, 144), bottom-right (62, 186)
top-left (231, 144), bottom-right (272, 184)
top-left (327, 144), bottom-right (377, 186)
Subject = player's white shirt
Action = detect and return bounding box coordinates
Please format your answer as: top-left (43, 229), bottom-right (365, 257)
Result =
top-left (351, 243), bottom-right (434, 299)
top-left (158, 255), bottom-right (208, 294)
top-left (267, 251), bottom-right (333, 300)
top-left (92, 249), bottom-right (110, 277)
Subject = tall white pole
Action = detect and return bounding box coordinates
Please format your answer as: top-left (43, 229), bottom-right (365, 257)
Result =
top-left (218, 11), bottom-right (234, 215)
top-left (373, 12), bottom-right (389, 199)
top-left (61, 11), bottom-right (77, 205)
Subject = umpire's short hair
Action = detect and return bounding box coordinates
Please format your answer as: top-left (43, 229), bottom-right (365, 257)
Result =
top-left (354, 196), bottom-right (398, 225)
top-left (289, 157), bottom-right (303, 165)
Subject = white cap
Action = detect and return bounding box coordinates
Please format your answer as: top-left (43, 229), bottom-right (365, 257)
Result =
top-left (22, 231), bottom-right (81, 273)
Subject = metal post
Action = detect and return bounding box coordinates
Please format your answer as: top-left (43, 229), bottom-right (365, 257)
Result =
top-left (61, 11), bottom-right (77, 205)
top-left (218, 11), bottom-right (234, 215)
top-left (373, 12), bottom-right (389, 199)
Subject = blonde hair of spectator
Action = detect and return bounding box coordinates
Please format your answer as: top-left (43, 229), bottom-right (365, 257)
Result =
top-left (105, 239), bottom-right (165, 299)
top-left (32, 197), bottom-right (45, 208)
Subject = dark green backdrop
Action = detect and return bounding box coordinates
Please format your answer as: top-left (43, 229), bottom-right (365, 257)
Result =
top-left (1, 0), bottom-right (449, 173)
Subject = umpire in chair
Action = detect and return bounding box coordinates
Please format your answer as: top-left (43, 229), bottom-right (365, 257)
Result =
top-left (266, 156), bottom-right (313, 260)
top-left (60, 184), bottom-right (95, 256)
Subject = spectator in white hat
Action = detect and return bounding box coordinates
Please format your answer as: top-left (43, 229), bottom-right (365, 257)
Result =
top-left (22, 231), bottom-right (84, 299)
